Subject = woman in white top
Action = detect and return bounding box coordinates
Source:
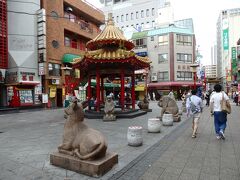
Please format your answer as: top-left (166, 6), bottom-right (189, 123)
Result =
top-left (210, 84), bottom-right (231, 140)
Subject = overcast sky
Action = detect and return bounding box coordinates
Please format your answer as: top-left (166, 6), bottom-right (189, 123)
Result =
top-left (87, 0), bottom-right (240, 65)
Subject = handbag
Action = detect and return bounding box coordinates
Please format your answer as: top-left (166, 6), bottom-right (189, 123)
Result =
top-left (221, 92), bottom-right (231, 114)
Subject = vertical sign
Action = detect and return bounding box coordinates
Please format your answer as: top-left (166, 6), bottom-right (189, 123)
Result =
top-left (231, 47), bottom-right (237, 75)
top-left (223, 29), bottom-right (229, 50)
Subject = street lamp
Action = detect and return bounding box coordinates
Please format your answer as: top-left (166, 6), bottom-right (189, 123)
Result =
top-left (190, 63), bottom-right (199, 90)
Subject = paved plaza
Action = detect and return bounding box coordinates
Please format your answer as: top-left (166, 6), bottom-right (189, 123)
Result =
top-left (0, 101), bottom-right (239, 180)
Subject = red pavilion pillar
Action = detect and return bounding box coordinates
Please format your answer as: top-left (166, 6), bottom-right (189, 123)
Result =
top-left (101, 77), bottom-right (104, 103)
top-left (96, 68), bottom-right (100, 112)
top-left (131, 73), bottom-right (135, 110)
top-left (120, 69), bottom-right (125, 110)
top-left (87, 75), bottom-right (91, 110)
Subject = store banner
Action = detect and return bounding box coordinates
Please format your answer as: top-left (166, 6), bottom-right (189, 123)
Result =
top-left (223, 29), bottom-right (229, 50)
top-left (49, 86), bottom-right (56, 98)
top-left (231, 47), bottom-right (237, 75)
top-left (62, 87), bottom-right (65, 96)
top-left (42, 94), bottom-right (48, 103)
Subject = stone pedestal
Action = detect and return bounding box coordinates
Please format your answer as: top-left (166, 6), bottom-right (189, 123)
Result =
top-left (127, 126), bottom-right (143, 146)
top-left (148, 118), bottom-right (161, 133)
top-left (162, 114), bottom-right (173, 126)
top-left (173, 115), bottom-right (181, 122)
top-left (103, 114), bottom-right (116, 121)
top-left (50, 152), bottom-right (118, 177)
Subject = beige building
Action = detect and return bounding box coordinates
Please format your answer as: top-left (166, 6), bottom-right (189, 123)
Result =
top-left (39, 0), bottom-right (104, 107)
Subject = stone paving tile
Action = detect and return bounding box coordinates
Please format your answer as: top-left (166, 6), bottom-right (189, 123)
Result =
top-left (157, 171), bottom-right (180, 180)
top-left (199, 173), bottom-right (219, 180)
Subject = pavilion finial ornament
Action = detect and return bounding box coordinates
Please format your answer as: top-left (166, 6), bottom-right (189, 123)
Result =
top-left (107, 13), bottom-right (114, 25)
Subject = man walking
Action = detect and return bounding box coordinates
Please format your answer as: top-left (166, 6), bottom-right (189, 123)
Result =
top-left (210, 84), bottom-right (231, 140)
top-left (186, 89), bottom-right (203, 138)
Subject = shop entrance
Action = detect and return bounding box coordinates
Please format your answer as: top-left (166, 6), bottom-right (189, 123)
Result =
top-left (56, 88), bottom-right (62, 107)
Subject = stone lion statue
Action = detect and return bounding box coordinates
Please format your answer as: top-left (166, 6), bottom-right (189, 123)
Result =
top-left (58, 99), bottom-right (107, 160)
top-left (103, 96), bottom-right (116, 121)
top-left (158, 96), bottom-right (181, 122)
top-left (138, 95), bottom-right (149, 110)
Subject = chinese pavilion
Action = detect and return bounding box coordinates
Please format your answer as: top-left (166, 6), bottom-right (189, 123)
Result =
top-left (72, 13), bottom-right (150, 111)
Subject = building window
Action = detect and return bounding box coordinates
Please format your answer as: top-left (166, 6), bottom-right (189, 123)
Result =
top-left (131, 13), bottom-right (134, 20)
top-left (146, 9), bottom-right (149, 17)
top-left (133, 38), bottom-right (147, 48)
top-left (158, 54), bottom-right (168, 63)
top-left (52, 40), bottom-right (59, 48)
top-left (121, 15), bottom-right (124, 22)
top-left (158, 34), bottom-right (168, 45)
top-left (152, 20), bottom-right (155, 27)
top-left (152, 8), bottom-right (155, 16)
top-left (126, 14), bottom-right (128, 21)
top-left (151, 36), bottom-right (154, 41)
top-left (71, 39), bottom-right (77, 49)
top-left (136, 11), bottom-right (139, 19)
top-left (176, 34), bottom-right (192, 46)
top-left (176, 71), bottom-right (192, 80)
top-left (177, 53), bottom-right (192, 63)
top-left (51, 11), bottom-right (58, 19)
top-left (158, 71), bottom-right (169, 81)
top-left (141, 10), bottom-right (144, 18)
top-left (114, 0), bottom-right (121, 3)
top-left (48, 63), bottom-right (61, 76)
top-left (64, 37), bottom-right (71, 47)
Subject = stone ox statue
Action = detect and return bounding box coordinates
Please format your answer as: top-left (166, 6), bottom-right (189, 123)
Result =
top-left (158, 96), bottom-right (181, 122)
top-left (137, 96), bottom-right (149, 110)
top-left (58, 99), bottom-right (107, 160)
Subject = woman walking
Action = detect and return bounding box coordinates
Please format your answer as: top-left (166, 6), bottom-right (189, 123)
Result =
top-left (210, 84), bottom-right (231, 140)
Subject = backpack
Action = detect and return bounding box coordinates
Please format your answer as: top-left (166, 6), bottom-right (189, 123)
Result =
top-left (189, 97), bottom-right (199, 114)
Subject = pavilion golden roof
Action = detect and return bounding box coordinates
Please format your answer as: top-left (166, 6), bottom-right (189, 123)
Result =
top-left (72, 48), bottom-right (151, 64)
top-left (86, 13), bottom-right (134, 50)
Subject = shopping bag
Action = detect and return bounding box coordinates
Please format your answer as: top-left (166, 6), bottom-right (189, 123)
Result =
top-left (221, 92), bottom-right (231, 114)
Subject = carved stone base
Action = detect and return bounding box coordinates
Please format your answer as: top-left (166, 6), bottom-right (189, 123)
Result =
top-left (103, 115), bottom-right (116, 121)
top-left (50, 152), bottom-right (118, 177)
top-left (173, 116), bottom-right (181, 122)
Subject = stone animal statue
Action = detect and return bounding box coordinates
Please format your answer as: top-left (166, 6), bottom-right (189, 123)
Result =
top-left (58, 99), bottom-right (107, 160)
top-left (103, 96), bottom-right (116, 121)
top-left (158, 96), bottom-right (180, 122)
top-left (138, 96), bottom-right (149, 110)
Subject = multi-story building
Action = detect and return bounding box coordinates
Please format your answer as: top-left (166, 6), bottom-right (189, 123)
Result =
top-left (0, 0), bottom-right (7, 107)
top-left (5, 0), bottom-right (41, 108)
top-left (216, 8), bottom-right (240, 91)
top-left (40, 0), bottom-right (104, 107)
top-left (211, 44), bottom-right (217, 65)
top-left (99, 0), bottom-right (166, 32)
top-left (131, 18), bottom-right (196, 98)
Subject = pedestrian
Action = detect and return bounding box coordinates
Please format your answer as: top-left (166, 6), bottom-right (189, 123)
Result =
top-left (210, 84), bottom-right (231, 140)
top-left (168, 90), bottom-right (175, 100)
top-left (205, 89), bottom-right (211, 106)
top-left (186, 89), bottom-right (203, 138)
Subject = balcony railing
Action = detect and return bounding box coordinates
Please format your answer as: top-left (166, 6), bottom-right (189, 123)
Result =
top-left (64, 12), bottom-right (94, 34)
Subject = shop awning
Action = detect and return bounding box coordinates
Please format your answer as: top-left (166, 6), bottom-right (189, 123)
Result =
top-left (135, 85), bottom-right (145, 91)
top-left (62, 54), bottom-right (81, 64)
top-left (148, 81), bottom-right (202, 88)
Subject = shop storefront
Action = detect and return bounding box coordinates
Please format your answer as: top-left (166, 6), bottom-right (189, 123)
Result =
top-left (5, 70), bottom-right (42, 107)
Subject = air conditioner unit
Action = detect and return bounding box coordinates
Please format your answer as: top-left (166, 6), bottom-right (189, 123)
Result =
top-left (52, 79), bottom-right (60, 85)
top-left (151, 76), bottom-right (157, 82)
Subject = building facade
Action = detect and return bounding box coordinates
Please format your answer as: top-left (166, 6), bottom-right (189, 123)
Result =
top-left (0, 0), bottom-right (7, 107)
top-left (99, 0), bottom-right (166, 33)
top-left (216, 8), bottom-right (240, 92)
top-left (131, 19), bottom-right (196, 97)
top-left (40, 0), bottom-right (104, 107)
top-left (4, 0), bottom-right (41, 108)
